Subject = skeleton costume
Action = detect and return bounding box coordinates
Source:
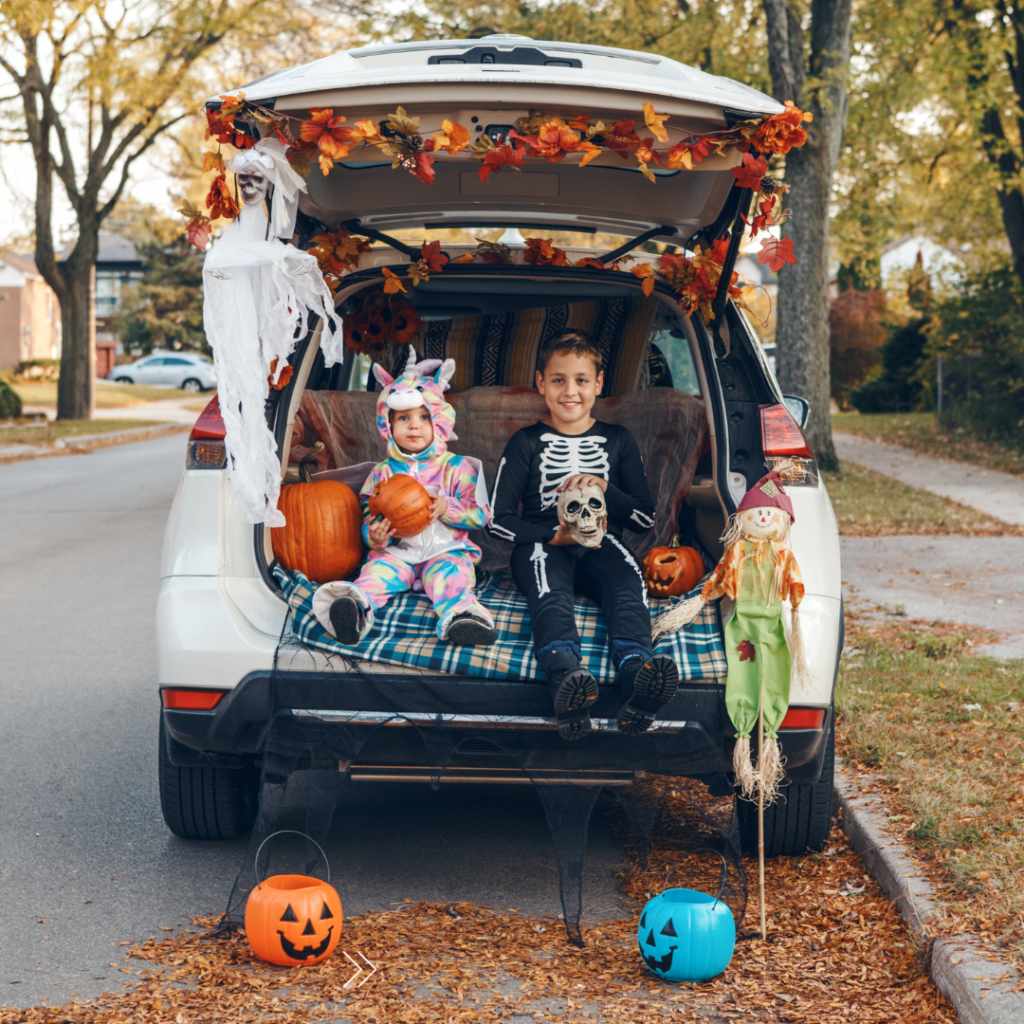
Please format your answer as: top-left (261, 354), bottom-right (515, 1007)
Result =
top-left (490, 420), bottom-right (657, 670)
top-left (312, 348), bottom-right (495, 643)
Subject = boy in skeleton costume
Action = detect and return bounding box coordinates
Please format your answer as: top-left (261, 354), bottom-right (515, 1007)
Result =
top-left (313, 348), bottom-right (497, 647)
top-left (490, 330), bottom-right (681, 740)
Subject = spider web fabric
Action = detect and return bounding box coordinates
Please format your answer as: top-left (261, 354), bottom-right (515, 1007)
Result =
top-left (222, 624), bottom-right (747, 948)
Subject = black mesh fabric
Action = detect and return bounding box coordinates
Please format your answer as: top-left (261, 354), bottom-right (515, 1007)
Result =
top-left (223, 628), bottom-right (747, 946)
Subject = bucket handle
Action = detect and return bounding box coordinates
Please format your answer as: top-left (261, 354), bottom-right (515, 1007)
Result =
top-left (663, 847), bottom-right (728, 910)
top-left (253, 830), bottom-right (331, 888)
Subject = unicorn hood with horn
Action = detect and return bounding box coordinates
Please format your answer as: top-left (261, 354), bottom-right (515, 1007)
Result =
top-left (373, 345), bottom-right (458, 465)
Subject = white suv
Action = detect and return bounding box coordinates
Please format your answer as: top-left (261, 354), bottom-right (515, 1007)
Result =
top-left (157, 35), bottom-right (841, 851)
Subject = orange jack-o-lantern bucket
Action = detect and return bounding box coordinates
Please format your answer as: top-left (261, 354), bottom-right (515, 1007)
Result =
top-left (245, 831), bottom-right (343, 967)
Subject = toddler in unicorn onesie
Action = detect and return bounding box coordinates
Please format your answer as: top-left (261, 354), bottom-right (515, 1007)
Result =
top-left (312, 348), bottom-right (498, 648)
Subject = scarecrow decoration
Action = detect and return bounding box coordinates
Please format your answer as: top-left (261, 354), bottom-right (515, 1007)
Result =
top-left (654, 469), bottom-right (808, 802)
top-left (202, 136), bottom-right (342, 528)
top-left (654, 468), bottom-right (808, 939)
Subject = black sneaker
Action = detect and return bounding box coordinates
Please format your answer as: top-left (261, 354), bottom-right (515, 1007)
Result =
top-left (447, 615), bottom-right (498, 646)
top-left (328, 596), bottom-right (362, 646)
top-left (616, 654), bottom-right (680, 736)
top-left (544, 651), bottom-right (598, 741)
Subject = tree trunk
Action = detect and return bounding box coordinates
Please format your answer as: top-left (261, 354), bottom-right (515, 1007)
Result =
top-left (763, 0), bottom-right (852, 472)
top-left (54, 227), bottom-right (100, 422)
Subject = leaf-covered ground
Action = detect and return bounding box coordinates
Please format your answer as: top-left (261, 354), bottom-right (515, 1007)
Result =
top-left (837, 609), bottom-right (1024, 966)
top-left (0, 789), bottom-right (956, 1024)
top-left (832, 412), bottom-right (1024, 478)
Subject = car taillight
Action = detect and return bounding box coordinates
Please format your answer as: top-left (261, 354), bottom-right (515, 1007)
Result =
top-left (760, 403), bottom-right (813, 457)
top-left (760, 403), bottom-right (816, 484)
top-left (779, 707), bottom-right (825, 729)
top-left (187, 394), bottom-right (227, 469)
top-left (161, 688), bottom-right (227, 710)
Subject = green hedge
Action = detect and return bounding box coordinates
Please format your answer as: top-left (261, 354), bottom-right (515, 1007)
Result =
top-left (0, 379), bottom-right (23, 418)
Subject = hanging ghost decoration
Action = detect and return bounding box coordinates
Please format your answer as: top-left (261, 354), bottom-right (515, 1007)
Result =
top-left (653, 471), bottom-right (809, 803)
top-left (202, 137), bottom-right (342, 528)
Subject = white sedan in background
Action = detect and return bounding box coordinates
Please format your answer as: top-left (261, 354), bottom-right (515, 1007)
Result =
top-left (108, 352), bottom-right (217, 392)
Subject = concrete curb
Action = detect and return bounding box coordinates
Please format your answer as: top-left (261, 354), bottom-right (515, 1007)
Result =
top-left (0, 423), bottom-right (189, 465)
top-left (836, 765), bottom-right (1024, 1024)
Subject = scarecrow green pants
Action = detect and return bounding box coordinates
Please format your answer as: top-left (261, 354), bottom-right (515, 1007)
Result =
top-left (724, 570), bottom-right (791, 742)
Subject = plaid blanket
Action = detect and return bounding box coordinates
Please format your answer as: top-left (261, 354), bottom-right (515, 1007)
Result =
top-left (275, 566), bottom-right (726, 684)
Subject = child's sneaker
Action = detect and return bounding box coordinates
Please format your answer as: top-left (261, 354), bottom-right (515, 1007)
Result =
top-left (616, 654), bottom-right (680, 736)
top-left (447, 615), bottom-right (498, 646)
top-left (544, 651), bottom-right (598, 741)
top-left (328, 596), bottom-right (362, 646)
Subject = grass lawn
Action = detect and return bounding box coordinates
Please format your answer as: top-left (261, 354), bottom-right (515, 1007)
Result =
top-left (836, 613), bottom-right (1024, 964)
top-left (0, 417), bottom-right (163, 445)
top-left (822, 460), bottom-right (1022, 536)
top-left (12, 381), bottom-right (197, 408)
top-left (832, 411), bottom-right (1024, 477)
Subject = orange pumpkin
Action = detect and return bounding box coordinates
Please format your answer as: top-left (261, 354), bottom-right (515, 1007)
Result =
top-left (272, 442), bottom-right (364, 584)
top-left (367, 473), bottom-right (433, 538)
top-left (643, 535), bottom-right (705, 598)
top-left (245, 873), bottom-right (343, 967)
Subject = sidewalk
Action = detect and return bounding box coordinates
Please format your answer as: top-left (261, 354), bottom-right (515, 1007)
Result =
top-left (834, 432), bottom-right (1024, 526)
top-left (21, 395), bottom-right (203, 426)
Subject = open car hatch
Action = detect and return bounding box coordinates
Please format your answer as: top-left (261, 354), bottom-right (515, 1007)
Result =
top-left (210, 36), bottom-right (783, 244)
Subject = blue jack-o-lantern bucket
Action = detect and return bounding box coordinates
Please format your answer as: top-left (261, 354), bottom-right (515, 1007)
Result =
top-left (637, 848), bottom-right (736, 983)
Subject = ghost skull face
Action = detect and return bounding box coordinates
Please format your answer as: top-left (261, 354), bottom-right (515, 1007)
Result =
top-left (238, 168), bottom-right (270, 205)
top-left (557, 484), bottom-right (607, 548)
top-left (739, 506), bottom-right (791, 543)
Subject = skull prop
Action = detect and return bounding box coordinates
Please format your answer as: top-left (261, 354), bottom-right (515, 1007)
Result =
top-left (237, 167), bottom-right (270, 206)
top-left (557, 484), bottom-right (607, 548)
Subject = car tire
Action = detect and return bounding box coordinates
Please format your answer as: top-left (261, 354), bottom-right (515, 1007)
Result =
top-left (158, 717), bottom-right (260, 840)
top-left (738, 716), bottom-right (835, 857)
top-left (114, 376), bottom-right (134, 385)
top-left (182, 378), bottom-right (203, 393)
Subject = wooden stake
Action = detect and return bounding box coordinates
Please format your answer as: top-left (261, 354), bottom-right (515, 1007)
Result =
top-left (758, 685), bottom-right (766, 940)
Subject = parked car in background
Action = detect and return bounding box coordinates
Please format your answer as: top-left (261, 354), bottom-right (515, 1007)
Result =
top-left (108, 352), bottom-right (216, 392)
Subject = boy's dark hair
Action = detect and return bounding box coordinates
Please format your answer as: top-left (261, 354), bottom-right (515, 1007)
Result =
top-left (537, 330), bottom-right (603, 375)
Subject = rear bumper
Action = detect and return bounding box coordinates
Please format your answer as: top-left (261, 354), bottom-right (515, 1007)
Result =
top-left (161, 671), bottom-right (832, 786)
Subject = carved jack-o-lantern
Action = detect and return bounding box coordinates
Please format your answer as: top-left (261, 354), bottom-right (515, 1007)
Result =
top-left (636, 887), bottom-right (735, 982)
top-left (643, 535), bottom-right (705, 599)
top-left (245, 874), bottom-right (343, 967)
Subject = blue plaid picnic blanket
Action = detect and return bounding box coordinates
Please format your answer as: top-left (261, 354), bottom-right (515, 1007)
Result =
top-left (274, 566), bottom-right (726, 684)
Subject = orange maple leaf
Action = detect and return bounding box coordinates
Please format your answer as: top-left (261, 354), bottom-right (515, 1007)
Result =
top-left (434, 119), bottom-right (471, 155)
top-left (202, 151), bottom-right (225, 175)
top-left (631, 263), bottom-right (656, 296)
top-left (523, 238), bottom-right (570, 267)
top-left (477, 144), bottom-right (524, 183)
top-left (758, 235), bottom-right (796, 272)
top-left (381, 267), bottom-right (408, 293)
top-left (731, 151), bottom-right (768, 191)
top-left (643, 101), bottom-right (670, 144)
top-left (301, 108), bottom-right (354, 164)
top-left (420, 240), bottom-right (448, 274)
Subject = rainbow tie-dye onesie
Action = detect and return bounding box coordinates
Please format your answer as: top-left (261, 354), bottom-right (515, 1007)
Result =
top-left (312, 352), bottom-right (495, 641)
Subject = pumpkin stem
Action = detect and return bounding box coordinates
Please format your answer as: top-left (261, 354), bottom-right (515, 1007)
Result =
top-left (299, 441), bottom-right (325, 484)
top-left (669, 534), bottom-right (680, 548)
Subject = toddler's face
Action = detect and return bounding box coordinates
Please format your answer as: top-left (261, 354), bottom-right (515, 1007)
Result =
top-left (391, 406), bottom-right (434, 453)
top-left (535, 352), bottom-right (604, 432)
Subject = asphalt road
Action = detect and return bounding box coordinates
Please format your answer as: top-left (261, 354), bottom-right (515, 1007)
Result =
top-left (0, 436), bottom-right (626, 1008)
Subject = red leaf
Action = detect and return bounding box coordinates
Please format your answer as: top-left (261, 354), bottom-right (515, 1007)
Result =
top-left (185, 217), bottom-right (211, 250)
top-left (731, 151), bottom-right (768, 191)
top-left (420, 240), bottom-right (448, 273)
top-left (412, 152), bottom-right (435, 185)
top-left (738, 640), bottom-right (756, 663)
top-left (757, 235), bottom-right (796, 272)
top-left (477, 144), bottom-right (524, 183)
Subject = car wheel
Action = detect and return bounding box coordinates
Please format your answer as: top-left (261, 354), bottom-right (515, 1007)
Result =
top-left (158, 716), bottom-right (259, 840)
top-left (182, 378), bottom-right (203, 393)
top-left (114, 376), bottom-right (134, 385)
top-left (738, 716), bottom-right (835, 857)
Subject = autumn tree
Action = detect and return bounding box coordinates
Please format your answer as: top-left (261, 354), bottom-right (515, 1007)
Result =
top-left (0, 1), bottom-right (308, 420)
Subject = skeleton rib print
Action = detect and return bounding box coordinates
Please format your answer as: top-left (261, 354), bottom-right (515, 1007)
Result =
top-left (537, 433), bottom-right (610, 509)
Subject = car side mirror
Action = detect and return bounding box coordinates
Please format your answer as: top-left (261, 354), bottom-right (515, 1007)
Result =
top-left (783, 395), bottom-right (810, 429)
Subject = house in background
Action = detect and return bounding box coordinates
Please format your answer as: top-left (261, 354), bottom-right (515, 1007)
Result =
top-left (57, 232), bottom-right (145, 377)
top-left (0, 253), bottom-right (63, 371)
